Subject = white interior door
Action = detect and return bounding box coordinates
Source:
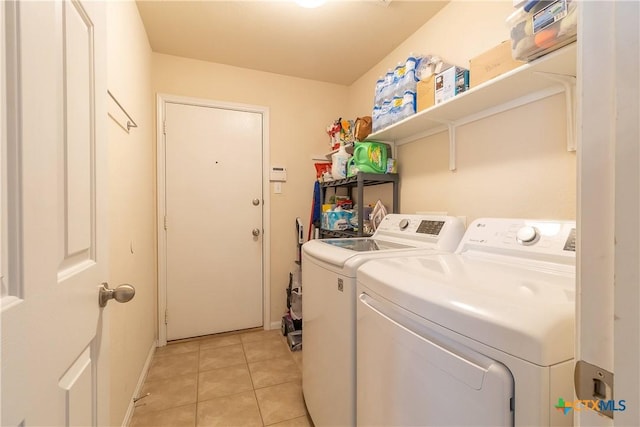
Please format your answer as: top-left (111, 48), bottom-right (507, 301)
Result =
top-left (1, 0), bottom-right (110, 425)
top-left (164, 101), bottom-right (263, 341)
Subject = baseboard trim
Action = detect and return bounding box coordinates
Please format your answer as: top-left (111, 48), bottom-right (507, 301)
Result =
top-left (270, 320), bottom-right (281, 330)
top-left (121, 340), bottom-right (157, 427)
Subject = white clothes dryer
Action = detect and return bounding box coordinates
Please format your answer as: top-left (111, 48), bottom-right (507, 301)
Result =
top-left (356, 218), bottom-right (576, 427)
top-left (302, 214), bottom-right (465, 427)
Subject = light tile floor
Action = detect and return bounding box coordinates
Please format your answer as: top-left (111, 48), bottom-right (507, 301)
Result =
top-left (130, 329), bottom-right (311, 427)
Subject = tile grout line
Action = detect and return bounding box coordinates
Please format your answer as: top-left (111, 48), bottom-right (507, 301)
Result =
top-left (136, 330), bottom-right (306, 426)
top-left (195, 339), bottom-right (201, 426)
top-left (242, 337), bottom-right (267, 426)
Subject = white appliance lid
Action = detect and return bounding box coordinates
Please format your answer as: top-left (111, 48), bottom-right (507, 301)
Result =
top-left (302, 214), bottom-right (466, 268)
top-left (320, 238), bottom-right (412, 252)
top-left (302, 237), bottom-right (424, 271)
top-left (357, 253), bottom-right (575, 366)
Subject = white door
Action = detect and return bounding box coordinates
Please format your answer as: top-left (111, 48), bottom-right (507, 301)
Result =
top-left (164, 101), bottom-right (264, 341)
top-left (577, 1), bottom-right (639, 426)
top-left (1, 0), bottom-right (112, 425)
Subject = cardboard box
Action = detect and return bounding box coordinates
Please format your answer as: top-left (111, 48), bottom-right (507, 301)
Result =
top-left (469, 41), bottom-right (524, 88)
top-left (435, 66), bottom-right (469, 105)
top-left (416, 76), bottom-right (435, 112)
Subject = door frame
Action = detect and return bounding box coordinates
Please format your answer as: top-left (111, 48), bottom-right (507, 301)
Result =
top-left (577, 1), bottom-right (639, 425)
top-left (1, 0), bottom-right (7, 300)
top-left (1, 0), bottom-right (19, 304)
top-left (156, 93), bottom-right (270, 345)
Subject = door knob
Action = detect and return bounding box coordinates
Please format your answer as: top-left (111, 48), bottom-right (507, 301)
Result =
top-left (99, 282), bottom-right (135, 308)
top-left (252, 198), bottom-right (260, 206)
top-left (252, 228), bottom-right (260, 237)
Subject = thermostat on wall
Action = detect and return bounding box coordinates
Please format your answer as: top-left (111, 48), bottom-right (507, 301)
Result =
top-left (270, 166), bottom-right (287, 182)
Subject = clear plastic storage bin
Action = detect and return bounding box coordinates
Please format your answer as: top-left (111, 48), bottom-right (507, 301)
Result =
top-left (507, 0), bottom-right (577, 61)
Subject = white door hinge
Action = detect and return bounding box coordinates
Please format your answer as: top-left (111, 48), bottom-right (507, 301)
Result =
top-left (164, 215), bottom-right (168, 230)
top-left (164, 310), bottom-right (168, 325)
top-left (163, 120), bottom-right (167, 135)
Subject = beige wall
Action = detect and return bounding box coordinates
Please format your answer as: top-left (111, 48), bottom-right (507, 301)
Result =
top-left (398, 94), bottom-right (576, 221)
top-left (106, 1), bottom-right (156, 425)
top-left (151, 54), bottom-right (348, 326)
top-left (348, 0), bottom-right (576, 222)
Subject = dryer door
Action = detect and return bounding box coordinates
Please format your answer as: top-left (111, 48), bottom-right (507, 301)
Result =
top-left (357, 290), bottom-right (514, 427)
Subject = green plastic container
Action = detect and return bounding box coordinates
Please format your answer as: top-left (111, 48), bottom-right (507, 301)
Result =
top-left (352, 141), bottom-right (391, 174)
top-left (347, 157), bottom-right (358, 177)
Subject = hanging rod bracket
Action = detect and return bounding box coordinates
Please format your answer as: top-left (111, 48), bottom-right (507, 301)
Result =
top-left (107, 89), bottom-right (138, 133)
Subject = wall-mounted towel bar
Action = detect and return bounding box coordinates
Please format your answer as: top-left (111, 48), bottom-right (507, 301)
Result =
top-left (107, 89), bottom-right (138, 133)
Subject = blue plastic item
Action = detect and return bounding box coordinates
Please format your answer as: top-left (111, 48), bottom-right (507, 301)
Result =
top-left (523, 0), bottom-right (541, 12)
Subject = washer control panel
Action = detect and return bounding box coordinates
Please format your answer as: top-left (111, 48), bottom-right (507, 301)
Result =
top-left (373, 214), bottom-right (466, 252)
top-left (459, 218), bottom-right (576, 261)
top-left (377, 215), bottom-right (446, 236)
top-left (416, 220), bottom-right (445, 236)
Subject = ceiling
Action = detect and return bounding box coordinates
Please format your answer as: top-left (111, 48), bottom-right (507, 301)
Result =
top-left (136, 1), bottom-right (448, 85)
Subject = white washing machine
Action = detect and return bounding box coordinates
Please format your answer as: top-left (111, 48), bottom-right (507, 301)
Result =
top-left (356, 218), bottom-right (576, 427)
top-left (302, 214), bottom-right (465, 427)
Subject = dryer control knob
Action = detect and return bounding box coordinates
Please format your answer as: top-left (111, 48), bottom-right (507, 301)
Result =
top-left (516, 226), bottom-right (540, 246)
top-left (399, 219), bottom-right (410, 230)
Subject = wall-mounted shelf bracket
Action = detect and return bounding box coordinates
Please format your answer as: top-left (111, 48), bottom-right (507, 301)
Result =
top-left (448, 123), bottom-right (457, 171)
top-left (534, 72), bottom-right (577, 151)
top-left (404, 116), bottom-right (459, 171)
top-left (405, 84), bottom-right (570, 172)
top-left (422, 118), bottom-right (457, 171)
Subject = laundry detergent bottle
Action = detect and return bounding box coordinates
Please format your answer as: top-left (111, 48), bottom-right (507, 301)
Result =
top-left (331, 143), bottom-right (349, 179)
top-left (352, 141), bottom-right (389, 174)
